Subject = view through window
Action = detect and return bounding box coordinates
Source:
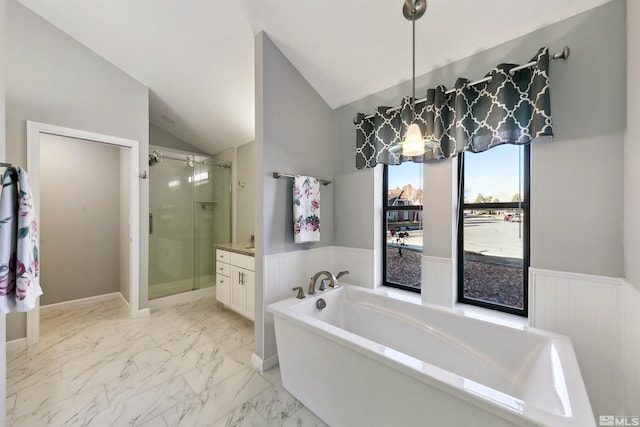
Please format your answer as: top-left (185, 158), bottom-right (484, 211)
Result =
top-left (458, 145), bottom-right (529, 316)
top-left (383, 162), bottom-right (423, 292)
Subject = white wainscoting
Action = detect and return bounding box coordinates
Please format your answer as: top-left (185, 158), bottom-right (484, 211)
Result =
top-left (333, 246), bottom-right (375, 288)
top-left (622, 280), bottom-right (640, 416)
top-left (262, 246), bottom-right (335, 368)
top-left (263, 246), bottom-right (374, 312)
top-left (260, 246), bottom-right (375, 369)
top-left (421, 256), bottom-right (455, 309)
top-left (529, 268), bottom-right (628, 418)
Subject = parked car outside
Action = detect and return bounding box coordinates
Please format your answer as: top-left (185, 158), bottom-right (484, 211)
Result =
top-left (509, 214), bottom-right (521, 222)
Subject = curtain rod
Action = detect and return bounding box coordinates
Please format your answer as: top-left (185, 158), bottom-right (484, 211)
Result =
top-left (359, 46), bottom-right (570, 120)
top-left (272, 172), bottom-right (332, 186)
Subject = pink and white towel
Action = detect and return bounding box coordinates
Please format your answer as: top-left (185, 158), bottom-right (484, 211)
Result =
top-left (293, 175), bottom-right (320, 244)
top-left (0, 166), bottom-right (42, 313)
top-left (0, 168), bottom-right (18, 313)
top-left (15, 167), bottom-right (42, 311)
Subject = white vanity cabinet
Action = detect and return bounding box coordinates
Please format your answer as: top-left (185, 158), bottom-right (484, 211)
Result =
top-left (216, 248), bottom-right (255, 321)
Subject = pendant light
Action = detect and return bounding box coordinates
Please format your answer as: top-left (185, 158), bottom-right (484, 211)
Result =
top-left (401, 0), bottom-right (427, 157)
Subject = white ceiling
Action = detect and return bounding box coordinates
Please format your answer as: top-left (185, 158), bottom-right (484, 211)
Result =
top-left (17, 0), bottom-right (612, 155)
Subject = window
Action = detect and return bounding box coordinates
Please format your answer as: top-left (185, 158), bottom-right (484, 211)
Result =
top-left (457, 145), bottom-right (530, 316)
top-left (383, 162), bottom-right (423, 292)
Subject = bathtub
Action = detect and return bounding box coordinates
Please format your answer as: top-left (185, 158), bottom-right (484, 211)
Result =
top-left (268, 284), bottom-right (594, 427)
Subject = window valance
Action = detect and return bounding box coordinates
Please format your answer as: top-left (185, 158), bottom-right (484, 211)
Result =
top-left (355, 47), bottom-right (553, 169)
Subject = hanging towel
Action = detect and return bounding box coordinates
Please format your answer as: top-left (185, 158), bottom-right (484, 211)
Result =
top-left (14, 167), bottom-right (42, 312)
top-left (293, 175), bottom-right (320, 244)
top-left (0, 168), bottom-right (18, 314)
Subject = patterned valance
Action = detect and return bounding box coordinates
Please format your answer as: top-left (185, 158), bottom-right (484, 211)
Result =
top-left (355, 47), bottom-right (553, 169)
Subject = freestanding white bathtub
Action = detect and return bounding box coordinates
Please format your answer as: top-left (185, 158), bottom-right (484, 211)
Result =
top-left (268, 284), bottom-right (594, 427)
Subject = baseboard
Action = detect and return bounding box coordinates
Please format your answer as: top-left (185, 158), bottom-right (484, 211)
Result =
top-left (40, 292), bottom-right (123, 314)
top-left (119, 293), bottom-right (131, 307)
top-left (148, 286), bottom-right (216, 310)
top-left (252, 352), bottom-right (278, 372)
top-left (6, 337), bottom-right (27, 352)
top-left (135, 308), bottom-right (150, 318)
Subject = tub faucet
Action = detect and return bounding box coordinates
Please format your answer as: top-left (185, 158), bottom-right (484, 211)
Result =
top-left (335, 270), bottom-right (350, 287)
top-left (308, 271), bottom-right (336, 295)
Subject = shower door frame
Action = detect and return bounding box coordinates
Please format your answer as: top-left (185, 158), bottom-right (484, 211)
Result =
top-left (26, 121), bottom-right (142, 345)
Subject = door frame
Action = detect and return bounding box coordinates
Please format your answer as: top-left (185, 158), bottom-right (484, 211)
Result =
top-left (26, 121), bottom-right (141, 344)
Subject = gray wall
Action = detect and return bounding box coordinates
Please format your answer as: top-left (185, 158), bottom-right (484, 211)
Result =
top-left (40, 134), bottom-right (121, 305)
top-left (0, 0), bottom-right (4, 159)
top-left (258, 33), bottom-right (334, 257)
top-left (5, 0), bottom-right (149, 339)
top-left (333, 1), bottom-right (626, 278)
top-left (625, 0), bottom-right (640, 291)
top-left (254, 32), bottom-right (335, 360)
top-left (236, 141), bottom-right (255, 244)
top-left (150, 123), bottom-right (206, 154)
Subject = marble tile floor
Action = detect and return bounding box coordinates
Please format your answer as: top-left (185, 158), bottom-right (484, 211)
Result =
top-left (6, 295), bottom-right (329, 427)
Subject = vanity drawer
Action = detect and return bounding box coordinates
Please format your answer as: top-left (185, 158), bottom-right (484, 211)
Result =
top-left (216, 249), bottom-right (230, 263)
top-left (216, 262), bottom-right (230, 277)
top-left (216, 274), bottom-right (229, 288)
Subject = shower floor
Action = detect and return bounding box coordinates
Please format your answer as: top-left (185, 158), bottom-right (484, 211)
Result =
top-left (149, 274), bottom-right (215, 300)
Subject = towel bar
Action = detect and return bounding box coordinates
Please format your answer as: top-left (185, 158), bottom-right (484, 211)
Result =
top-left (272, 172), bottom-right (331, 186)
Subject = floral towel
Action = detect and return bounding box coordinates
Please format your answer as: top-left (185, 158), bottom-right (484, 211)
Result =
top-left (15, 167), bottom-right (42, 311)
top-left (0, 167), bottom-right (42, 313)
top-left (0, 168), bottom-right (18, 313)
top-left (293, 175), bottom-right (320, 244)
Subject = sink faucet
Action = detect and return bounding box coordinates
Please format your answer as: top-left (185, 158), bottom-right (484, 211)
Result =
top-left (308, 271), bottom-right (336, 295)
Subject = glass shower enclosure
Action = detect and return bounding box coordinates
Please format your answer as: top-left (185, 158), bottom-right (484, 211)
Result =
top-left (148, 147), bottom-right (231, 300)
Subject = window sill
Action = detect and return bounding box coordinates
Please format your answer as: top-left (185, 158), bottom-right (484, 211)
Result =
top-left (376, 285), bottom-right (529, 330)
top-left (375, 285), bottom-right (422, 305)
top-left (454, 303), bottom-right (529, 330)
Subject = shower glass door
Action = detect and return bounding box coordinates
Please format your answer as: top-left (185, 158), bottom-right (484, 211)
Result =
top-left (149, 155), bottom-right (195, 299)
top-left (149, 147), bottom-right (232, 299)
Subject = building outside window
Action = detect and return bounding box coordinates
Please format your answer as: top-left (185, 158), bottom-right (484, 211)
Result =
top-left (457, 144), bottom-right (530, 316)
top-left (383, 162), bottom-right (423, 292)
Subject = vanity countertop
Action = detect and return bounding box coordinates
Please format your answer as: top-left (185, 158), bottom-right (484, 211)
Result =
top-left (216, 243), bottom-right (255, 257)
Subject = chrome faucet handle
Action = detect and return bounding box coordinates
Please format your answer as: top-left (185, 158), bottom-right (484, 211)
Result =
top-left (318, 278), bottom-right (329, 291)
top-left (333, 270), bottom-right (350, 287)
top-left (307, 277), bottom-right (317, 295)
top-left (292, 286), bottom-right (305, 299)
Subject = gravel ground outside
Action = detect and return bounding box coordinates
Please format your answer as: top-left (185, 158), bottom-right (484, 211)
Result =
top-left (386, 247), bottom-right (523, 309)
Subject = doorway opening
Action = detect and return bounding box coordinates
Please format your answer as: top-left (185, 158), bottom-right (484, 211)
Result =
top-left (25, 121), bottom-right (141, 344)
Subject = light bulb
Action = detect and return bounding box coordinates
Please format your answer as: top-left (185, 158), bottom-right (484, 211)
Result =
top-left (402, 123), bottom-right (425, 156)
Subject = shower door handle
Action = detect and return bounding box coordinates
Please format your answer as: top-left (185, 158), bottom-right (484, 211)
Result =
top-left (149, 213), bottom-right (153, 235)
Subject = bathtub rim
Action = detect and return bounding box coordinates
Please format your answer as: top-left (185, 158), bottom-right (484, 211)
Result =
top-left (268, 284), bottom-right (595, 427)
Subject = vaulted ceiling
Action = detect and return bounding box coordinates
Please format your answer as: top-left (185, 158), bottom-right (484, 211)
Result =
top-left (17, 0), bottom-right (613, 154)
